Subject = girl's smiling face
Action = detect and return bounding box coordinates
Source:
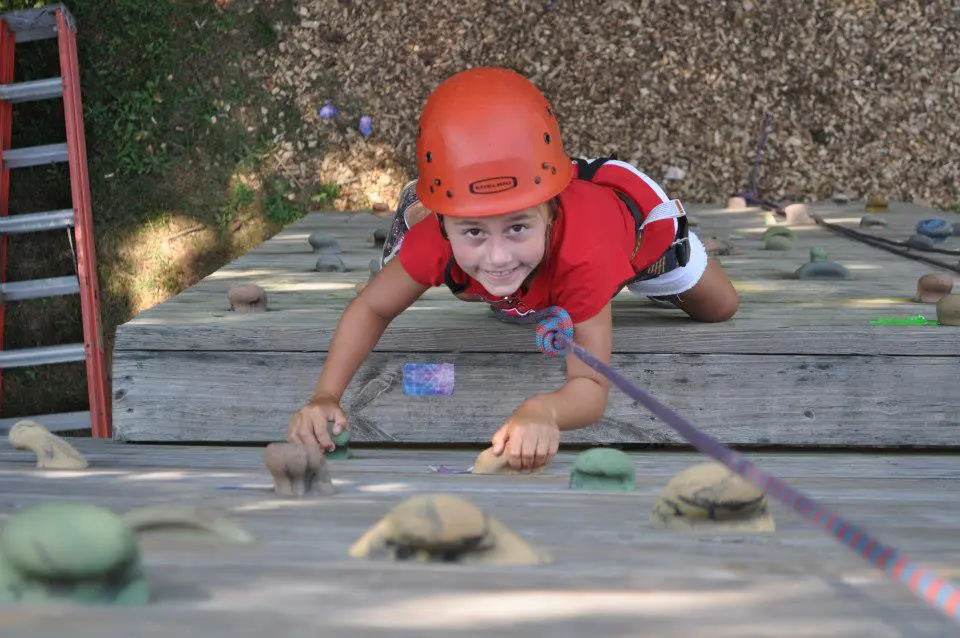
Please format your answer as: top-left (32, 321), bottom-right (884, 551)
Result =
top-left (444, 203), bottom-right (551, 297)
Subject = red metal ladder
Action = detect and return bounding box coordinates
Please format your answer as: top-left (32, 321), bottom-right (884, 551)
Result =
top-left (0, 4), bottom-right (110, 438)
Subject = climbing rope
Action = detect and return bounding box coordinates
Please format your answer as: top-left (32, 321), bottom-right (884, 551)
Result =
top-left (810, 213), bottom-right (960, 275)
top-left (535, 306), bottom-right (960, 626)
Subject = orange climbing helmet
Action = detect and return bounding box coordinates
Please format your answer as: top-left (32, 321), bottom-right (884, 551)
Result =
top-left (415, 66), bottom-right (573, 217)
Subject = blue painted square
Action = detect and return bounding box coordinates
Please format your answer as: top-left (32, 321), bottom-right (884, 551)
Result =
top-left (402, 363), bottom-right (454, 396)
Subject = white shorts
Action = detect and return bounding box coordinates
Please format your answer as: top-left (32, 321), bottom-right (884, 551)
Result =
top-left (625, 229), bottom-right (709, 298)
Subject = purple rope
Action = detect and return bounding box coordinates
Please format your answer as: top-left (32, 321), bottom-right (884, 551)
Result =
top-left (535, 306), bottom-right (960, 625)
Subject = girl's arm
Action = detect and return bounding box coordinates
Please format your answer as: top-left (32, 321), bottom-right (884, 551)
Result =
top-left (520, 301), bottom-right (613, 430)
top-left (312, 258), bottom-right (430, 401)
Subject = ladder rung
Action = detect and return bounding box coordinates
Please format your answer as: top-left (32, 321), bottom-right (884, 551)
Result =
top-left (0, 77), bottom-right (62, 103)
top-left (0, 5), bottom-right (62, 43)
top-left (1, 275), bottom-right (79, 301)
top-left (0, 209), bottom-right (74, 234)
top-left (3, 143), bottom-right (68, 169)
top-left (0, 410), bottom-right (90, 434)
top-left (0, 343), bottom-right (86, 369)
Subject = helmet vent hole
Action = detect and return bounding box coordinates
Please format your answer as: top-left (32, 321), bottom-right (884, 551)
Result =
top-left (430, 185), bottom-right (435, 193)
top-left (434, 178), bottom-right (441, 186)
top-left (543, 133), bottom-right (551, 144)
top-left (426, 151), bottom-right (433, 163)
top-left (534, 176), bottom-right (542, 184)
top-left (446, 190), bottom-right (453, 198)
top-left (551, 166), bottom-right (557, 175)
top-left (542, 162), bottom-right (550, 169)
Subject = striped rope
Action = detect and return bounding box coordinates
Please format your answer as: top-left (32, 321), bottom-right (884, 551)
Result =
top-left (535, 306), bottom-right (960, 625)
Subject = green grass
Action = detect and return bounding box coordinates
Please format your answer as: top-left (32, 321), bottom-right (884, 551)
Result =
top-left (0, 0), bottom-right (321, 419)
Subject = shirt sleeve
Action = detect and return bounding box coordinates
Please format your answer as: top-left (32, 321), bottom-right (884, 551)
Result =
top-left (396, 215), bottom-right (449, 287)
top-left (551, 245), bottom-right (635, 324)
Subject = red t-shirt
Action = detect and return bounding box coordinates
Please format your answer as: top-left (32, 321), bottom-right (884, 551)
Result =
top-left (397, 178), bottom-right (641, 324)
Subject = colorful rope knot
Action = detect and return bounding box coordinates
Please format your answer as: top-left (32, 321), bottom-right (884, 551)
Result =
top-left (535, 306), bottom-right (574, 357)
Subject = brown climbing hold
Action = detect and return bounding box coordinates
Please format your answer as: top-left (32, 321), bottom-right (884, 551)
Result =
top-left (936, 294), bottom-right (960, 326)
top-left (913, 273), bottom-right (954, 303)
top-left (227, 284), bottom-right (267, 313)
top-left (8, 420), bottom-right (88, 469)
top-left (348, 494), bottom-right (550, 565)
top-left (650, 461), bottom-right (775, 532)
top-left (262, 442), bottom-right (335, 497)
top-left (472, 447), bottom-right (545, 475)
top-left (703, 236), bottom-right (740, 256)
top-left (372, 202), bottom-right (390, 214)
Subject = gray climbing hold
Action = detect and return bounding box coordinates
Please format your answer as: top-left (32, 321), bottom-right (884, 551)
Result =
top-left (369, 258), bottom-right (381, 276)
top-left (315, 254), bottom-right (346, 272)
top-left (369, 228), bottom-right (387, 247)
top-left (795, 261), bottom-right (851, 280)
top-left (308, 232), bottom-right (341, 255)
top-left (906, 234), bottom-right (936, 250)
top-left (859, 214), bottom-right (889, 228)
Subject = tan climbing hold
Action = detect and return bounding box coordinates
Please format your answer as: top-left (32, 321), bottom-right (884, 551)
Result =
top-left (936, 294), bottom-right (960, 326)
top-left (123, 506), bottom-right (254, 544)
top-left (349, 494), bottom-right (550, 565)
top-left (8, 420), bottom-right (87, 469)
top-left (865, 196), bottom-right (888, 212)
top-left (783, 203), bottom-right (813, 225)
top-left (471, 447), bottom-right (545, 475)
top-left (650, 461), bottom-right (775, 532)
top-left (371, 202), bottom-right (390, 214)
top-left (227, 283), bottom-right (267, 313)
top-left (913, 273), bottom-right (954, 304)
top-left (262, 442), bottom-right (335, 497)
top-left (724, 196), bottom-right (749, 211)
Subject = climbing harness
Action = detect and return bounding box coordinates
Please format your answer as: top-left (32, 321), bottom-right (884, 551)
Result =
top-left (534, 306), bottom-right (960, 626)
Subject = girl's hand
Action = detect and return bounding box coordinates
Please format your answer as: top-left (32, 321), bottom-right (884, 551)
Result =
top-left (286, 393), bottom-right (348, 451)
top-left (490, 404), bottom-right (560, 471)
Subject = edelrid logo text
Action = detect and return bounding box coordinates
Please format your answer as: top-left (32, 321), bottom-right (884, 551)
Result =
top-left (469, 176), bottom-right (518, 194)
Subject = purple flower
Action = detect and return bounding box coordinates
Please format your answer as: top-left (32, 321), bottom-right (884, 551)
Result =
top-left (358, 115), bottom-right (373, 137)
top-left (318, 102), bottom-right (337, 119)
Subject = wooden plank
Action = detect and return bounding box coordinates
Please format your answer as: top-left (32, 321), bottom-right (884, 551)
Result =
top-left (110, 350), bottom-right (960, 445)
top-left (0, 443), bottom-right (957, 637)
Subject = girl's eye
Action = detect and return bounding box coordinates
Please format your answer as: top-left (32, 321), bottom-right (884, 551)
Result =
top-left (463, 228), bottom-right (482, 237)
top-left (510, 224), bottom-right (529, 233)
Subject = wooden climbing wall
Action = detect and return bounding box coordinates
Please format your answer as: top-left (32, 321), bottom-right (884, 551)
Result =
top-left (110, 200), bottom-right (960, 446)
top-left (0, 441), bottom-right (958, 636)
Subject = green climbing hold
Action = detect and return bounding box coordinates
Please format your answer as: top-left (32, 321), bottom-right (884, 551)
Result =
top-left (569, 448), bottom-right (636, 491)
top-left (869, 315), bottom-right (940, 326)
top-left (0, 502), bottom-right (149, 605)
top-left (764, 235), bottom-right (793, 251)
top-left (763, 226), bottom-right (795, 242)
top-left (809, 246), bottom-right (829, 262)
top-left (325, 423), bottom-right (353, 459)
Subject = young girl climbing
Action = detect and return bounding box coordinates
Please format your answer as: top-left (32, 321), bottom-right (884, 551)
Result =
top-left (286, 66), bottom-right (739, 470)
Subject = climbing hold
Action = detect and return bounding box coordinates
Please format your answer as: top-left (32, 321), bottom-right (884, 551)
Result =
top-left (783, 203), bottom-right (812, 225)
top-left (795, 260), bottom-right (851, 280)
top-left (348, 494), bottom-right (550, 565)
top-left (906, 234), bottom-right (936, 250)
top-left (307, 232), bottom-right (341, 254)
top-left (8, 420), bottom-right (88, 469)
top-left (809, 246), bottom-right (829, 262)
top-left (569, 448), bottom-right (636, 491)
top-left (913, 273), bottom-right (954, 303)
top-left (0, 502), bottom-right (149, 605)
top-left (358, 115), bottom-right (373, 138)
top-left (315, 254), bottom-right (347, 272)
top-left (325, 423), bottom-right (352, 459)
top-left (371, 202), bottom-right (390, 214)
top-left (122, 506), bottom-right (254, 544)
top-left (916, 219), bottom-right (954, 243)
top-left (763, 226), bottom-right (795, 242)
top-left (724, 196), bottom-right (749, 211)
top-left (649, 461), bottom-right (775, 532)
top-left (832, 192), bottom-right (852, 205)
top-left (936, 294), bottom-right (960, 326)
top-left (864, 196), bottom-right (888, 212)
top-left (318, 102), bottom-right (337, 119)
top-left (262, 442), bottom-right (336, 497)
top-left (369, 258), bottom-right (381, 276)
top-left (227, 283), bottom-right (267, 313)
top-left (368, 228), bottom-right (387, 247)
top-left (859, 214), bottom-right (889, 229)
top-left (703, 236), bottom-right (740, 256)
top-left (764, 235), bottom-right (793, 251)
top-left (472, 446), bottom-right (545, 475)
